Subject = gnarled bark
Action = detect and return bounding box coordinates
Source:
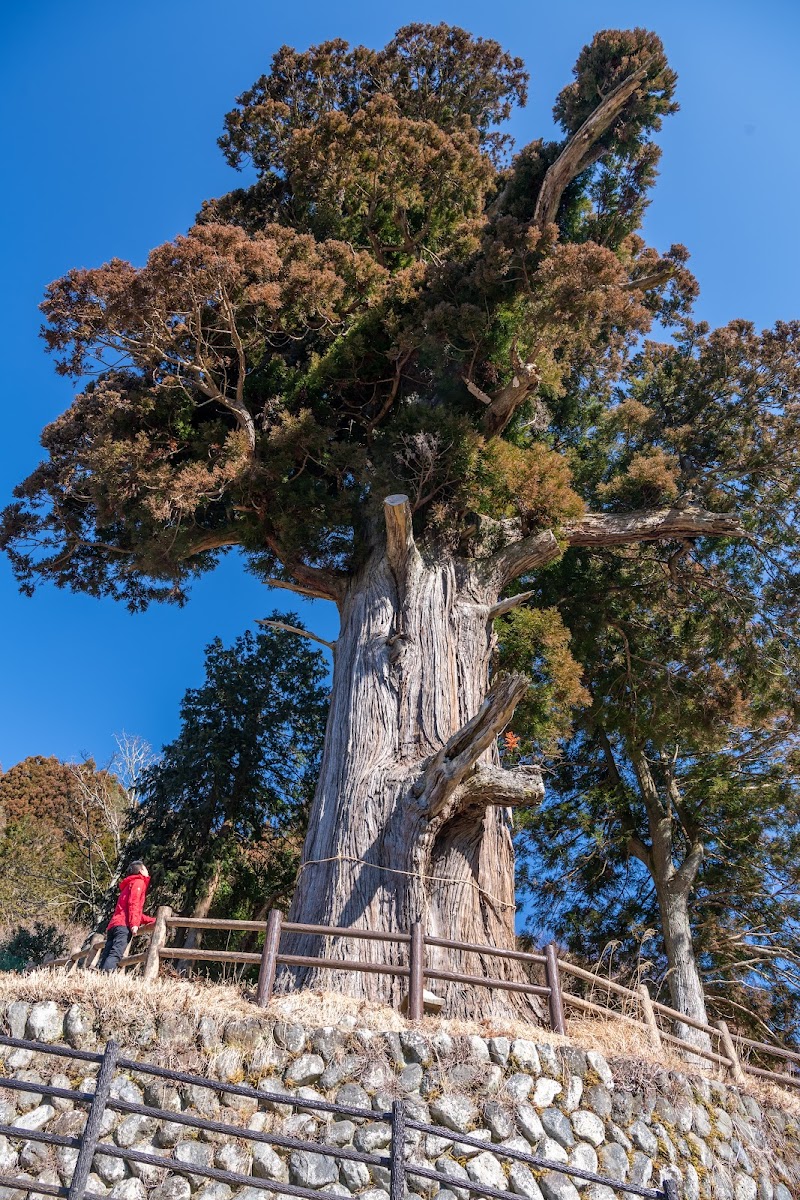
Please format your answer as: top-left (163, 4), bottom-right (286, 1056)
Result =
top-left (280, 496), bottom-right (743, 1021)
top-left (281, 500), bottom-right (546, 1018)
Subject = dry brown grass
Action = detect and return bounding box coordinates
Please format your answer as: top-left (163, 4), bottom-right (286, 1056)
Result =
top-left (3, 970), bottom-right (799, 1115)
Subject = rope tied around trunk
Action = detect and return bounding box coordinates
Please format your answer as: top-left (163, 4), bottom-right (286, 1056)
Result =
top-left (295, 853), bottom-right (515, 911)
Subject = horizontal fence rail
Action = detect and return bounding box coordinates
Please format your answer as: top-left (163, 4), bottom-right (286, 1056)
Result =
top-left (0, 1034), bottom-right (678, 1200)
top-left (43, 906), bottom-right (800, 1093)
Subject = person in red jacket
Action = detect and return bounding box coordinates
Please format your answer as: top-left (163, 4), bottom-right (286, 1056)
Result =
top-left (97, 861), bottom-right (156, 972)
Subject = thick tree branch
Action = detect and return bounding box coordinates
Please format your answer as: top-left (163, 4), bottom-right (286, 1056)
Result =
top-left (533, 57), bottom-right (657, 228)
top-left (492, 529), bottom-right (562, 588)
top-left (485, 346), bottom-right (543, 439)
top-left (627, 834), bottom-right (653, 872)
top-left (255, 618), bottom-right (336, 652)
top-left (454, 762), bottom-right (544, 810)
top-left (484, 504), bottom-right (744, 589)
top-left (413, 672), bottom-right (530, 816)
top-left (264, 533), bottom-right (348, 605)
top-left (464, 343), bottom-right (542, 439)
top-left (674, 839), bottom-right (705, 895)
top-left (182, 531), bottom-right (242, 556)
top-left (487, 588), bottom-right (538, 619)
top-left (565, 505), bottom-right (745, 548)
top-left (262, 576), bottom-right (335, 602)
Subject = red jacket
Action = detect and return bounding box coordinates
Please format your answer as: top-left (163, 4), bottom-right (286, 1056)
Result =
top-left (107, 874), bottom-right (156, 930)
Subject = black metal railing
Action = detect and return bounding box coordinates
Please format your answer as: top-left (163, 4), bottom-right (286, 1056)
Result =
top-left (0, 1033), bottom-right (678, 1200)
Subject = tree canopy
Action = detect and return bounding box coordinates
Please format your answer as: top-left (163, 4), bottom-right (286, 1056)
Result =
top-left (1, 24), bottom-right (717, 620)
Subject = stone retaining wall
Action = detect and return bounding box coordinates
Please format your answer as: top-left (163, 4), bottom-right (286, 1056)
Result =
top-left (1, 999), bottom-right (798, 1200)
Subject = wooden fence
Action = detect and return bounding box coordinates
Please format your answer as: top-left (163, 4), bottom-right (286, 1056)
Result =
top-left (47, 910), bottom-right (800, 1093)
top-left (0, 1033), bottom-right (679, 1200)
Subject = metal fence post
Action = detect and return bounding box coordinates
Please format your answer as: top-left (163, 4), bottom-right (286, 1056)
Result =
top-left (544, 943), bottom-right (566, 1035)
top-left (408, 921), bottom-right (425, 1021)
top-left (67, 1038), bottom-right (119, 1200)
top-left (142, 906), bottom-right (172, 982)
top-left (390, 1099), bottom-right (407, 1200)
top-left (256, 909), bottom-right (283, 1007)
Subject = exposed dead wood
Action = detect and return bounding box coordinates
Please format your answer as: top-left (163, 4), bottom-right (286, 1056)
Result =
top-left (384, 493), bottom-right (420, 588)
top-left (565, 505), bottom-right (745, 548)
top-left (256, 618), bottom-right (336, 652)
top-left (621, 264), bottom-right (676, 292)
top-left (487, 588), bottom-right (538, 619)
top-left (415, 673), bottom-right (530, 816)
top-left (533, 57), bottom-right (657, 228)
top-left (492, 529), bottom-right (562, 587)
top-left (454, 762), bottom-right (544, 809)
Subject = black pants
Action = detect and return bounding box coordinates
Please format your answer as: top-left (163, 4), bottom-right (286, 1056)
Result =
top-left (98, 925), bottom-right (129, 971)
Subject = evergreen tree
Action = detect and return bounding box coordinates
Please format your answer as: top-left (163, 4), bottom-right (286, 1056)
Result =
top-left (3, 24), bottom-right (798, 1014)
top-left (131, 618), bottom-right (328, 935)
top-left (512, 319), bottom-right (800, 1046)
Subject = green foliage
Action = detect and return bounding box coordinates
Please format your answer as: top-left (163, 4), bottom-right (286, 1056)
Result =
top-left (0, 922), bottom-right (68, 972)
top-left (496, 607), bottom-right (589, 752)
top-left (129, 617), bottom-right (328, 925)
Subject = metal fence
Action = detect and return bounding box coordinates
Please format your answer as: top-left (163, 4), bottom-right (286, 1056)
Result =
top-left (47, 909), bottom-right (800, 1093)
top-left (0, 1033), bottom-right (678, 1200)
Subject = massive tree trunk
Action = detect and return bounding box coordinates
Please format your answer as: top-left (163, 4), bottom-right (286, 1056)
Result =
top-left (282, 498), bottom-right (546, 1018)
top-left (277, 498), bottom-right (742, 1020)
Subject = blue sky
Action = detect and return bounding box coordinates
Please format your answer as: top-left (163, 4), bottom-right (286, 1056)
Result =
top-left (1, 0), bottom-right (798, 771)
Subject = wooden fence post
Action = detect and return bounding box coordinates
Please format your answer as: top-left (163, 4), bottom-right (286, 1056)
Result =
top-left (715, 1019), bottom-right (745, 1084)
top-left (67, 1038), bottom-right (119, 1200)
top-left (142, 906), bottom-right (172, 983)
top-left (256, 909), bottom-right (283, 1007)
top-left (390, 1099), bottom-right (407, 1200)
top-left (85, 935), bottom-right (106, 970)
top-left (639, 983), bottom-right (663, 1052)
top-left (408, 921), bottom-right (425, 1021)
top-left (544, 943), bottom-right (567, 1035)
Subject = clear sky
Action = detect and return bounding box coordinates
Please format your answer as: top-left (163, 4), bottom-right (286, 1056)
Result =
top-left (1, 0), bottom-right (798, 771)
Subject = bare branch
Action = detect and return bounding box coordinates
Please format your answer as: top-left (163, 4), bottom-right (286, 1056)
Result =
top-left (414, 672), bottom-right (530, 816)
top-left (256, 618), bottom-right (336, 652)
top-left (462, 376), bottom-right (492, 406)
top-left (627, 834), bottom-right (653, 871)
top-left (533, 57), bottom-right (657, 228)
top-left (262, 576), bottom-right (337, 602)
top-left (454, 762), bottom-right (545, 810)
top-left (487, 588), bottom-right (538, 619)
top-left (621, 265), bottom-right (676, 293)
top-left (565, 505), bottom-right (746, 549)
top-left (182, 531), bottom-right (243, 556)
